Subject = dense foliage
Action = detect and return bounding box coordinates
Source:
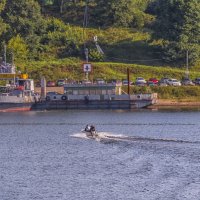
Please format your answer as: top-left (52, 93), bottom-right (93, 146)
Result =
top-left (151, 0), bottom-right (200, 65)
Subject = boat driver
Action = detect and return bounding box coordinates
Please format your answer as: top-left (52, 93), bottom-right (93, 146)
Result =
top-left (85, 124), bottom-right (90, 132)
top-left (85, 124), bottom-right (95, 133)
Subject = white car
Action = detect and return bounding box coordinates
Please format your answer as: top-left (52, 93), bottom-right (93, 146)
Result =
top-left (135, 77), bottom-right (147, 86)
top-left (167, 79), bottom-right (181, 86)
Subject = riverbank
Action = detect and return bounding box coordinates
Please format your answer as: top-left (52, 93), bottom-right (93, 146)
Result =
top-left (35, 87), bottom-right (200, 109)
top-left (149, 99), bottom-right (200, 109)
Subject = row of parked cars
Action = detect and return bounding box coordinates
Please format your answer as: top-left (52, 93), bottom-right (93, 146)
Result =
top-left (122, 77), bottom-right (200, 86)
top-left (36, 78), bottom-right (109, 87)
top-left (36, 77), bottom-right (200, 87)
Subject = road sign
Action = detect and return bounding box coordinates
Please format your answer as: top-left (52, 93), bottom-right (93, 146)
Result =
top-left (83, 63), bottom-right (92, 72)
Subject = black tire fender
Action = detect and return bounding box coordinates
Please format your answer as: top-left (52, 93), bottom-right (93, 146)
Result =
top-left (61, 95), bottom-right (67, 101)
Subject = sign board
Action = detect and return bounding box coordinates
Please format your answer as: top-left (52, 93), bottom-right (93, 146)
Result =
top-left (0, 73), bottom-right (16, 80)
top-left (83, 63), bottom-right (92, 72)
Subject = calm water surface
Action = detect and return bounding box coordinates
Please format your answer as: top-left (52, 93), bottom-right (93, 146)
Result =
top-left (0, 109), bottom-right (200, 200)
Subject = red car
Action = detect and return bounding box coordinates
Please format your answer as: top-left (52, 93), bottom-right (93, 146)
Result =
top-left (148, 78), bottom-right (158, 85)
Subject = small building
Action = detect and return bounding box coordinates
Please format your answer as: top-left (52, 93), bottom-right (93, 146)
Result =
top-left (64, 83), bottom-right (122, 96)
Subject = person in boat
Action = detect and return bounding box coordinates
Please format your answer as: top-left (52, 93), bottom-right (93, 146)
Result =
top-left (85, 124), bottom-right (96, 134)
top-left (90, 125), bottom-right (96, 133)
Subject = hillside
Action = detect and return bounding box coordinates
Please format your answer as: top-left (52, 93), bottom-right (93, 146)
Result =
top-left (0, 0), bottom-right (199, 81)
top-left (15, 26), bottom-right (199, 82)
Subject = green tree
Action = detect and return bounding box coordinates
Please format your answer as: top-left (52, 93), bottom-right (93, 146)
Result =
top-left (153, 0), bottom-right (200, 65)
top-left (91, 0), bottom-right (153, 28)
top-left (2, 0), bottom-right (45, 39)
top-left (92, 0), bottom-right (134, 27)
top-left (1, 0), bottom-right (47, 60)
top-left (7, 35), bottom-right (29, 61)
top-left (0, 0), bottom-right (7, 37)
top-left (0, 0), bottom-right (6, 11)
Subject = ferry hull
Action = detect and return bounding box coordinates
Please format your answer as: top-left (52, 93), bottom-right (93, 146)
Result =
top-left (0, 103), bottom-right (33, 112)
top-left (32, 99), bottom-right (155, 110)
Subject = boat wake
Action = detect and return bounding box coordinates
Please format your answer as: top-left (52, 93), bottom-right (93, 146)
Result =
top-left (71, 132), bottom-right (114, 142)
top-left (71, 132), bottom-right (199, 144)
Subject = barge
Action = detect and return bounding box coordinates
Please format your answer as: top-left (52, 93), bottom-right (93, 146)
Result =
top-left (32, 83), bottom-right (157, 110)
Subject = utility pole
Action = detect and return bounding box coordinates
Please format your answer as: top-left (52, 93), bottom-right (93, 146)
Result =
top-left (4, 44), bottom-right (6, 65)
top-left (83, 0), bottom-right (89, 81)
top-left (60, 0), bottom-right (64, 14)
top-left (186, 50), bottom-right (189, 79)
top-left (127, 68), bottom-right (130, 95)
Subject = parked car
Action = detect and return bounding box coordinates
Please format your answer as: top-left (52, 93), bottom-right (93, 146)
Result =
top-left (122, 80), bottom-right (132, 85)
top-left (47, 81), bottom-right (56, 87)
top-left (147, 81), bottom-right (157, 86)
top-left (57, 79), bottom-right (65, 86)
top-left (181, 78), bottom-right (195, 86)
top-left (148, 78), bottom-right (159, 85)
top-left (167, 79), bottom-right (181, 86)
top-left (95, 78), bottom-right (105, 84)
top-left (158, 81), bottom-right (168, 86)
top-left (147, 78), bottom-right (158, 86)
top-left (81, 80), bottom-right (92, 84)
top-left (135, 77), bottom-right (147, 86)
top-left (159, 77), bottom-right (170, 85)
top-left (194, 78), bottom-right (200, 85)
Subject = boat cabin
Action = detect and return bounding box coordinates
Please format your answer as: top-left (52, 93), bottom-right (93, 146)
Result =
top-left (64, 83), bottom-right (122, 95)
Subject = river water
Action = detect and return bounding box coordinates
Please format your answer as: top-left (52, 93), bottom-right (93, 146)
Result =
top-left (0, 109), bottom-right (200, 200)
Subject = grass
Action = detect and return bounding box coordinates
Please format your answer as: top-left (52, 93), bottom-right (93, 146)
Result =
top-left (16, 58), bottom-right (200, 83)
top-left (124, 85), bottom-right (200, 100)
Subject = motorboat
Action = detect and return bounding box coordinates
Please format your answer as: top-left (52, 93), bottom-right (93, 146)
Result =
top-left (82, 124), bottom-right (98, 138)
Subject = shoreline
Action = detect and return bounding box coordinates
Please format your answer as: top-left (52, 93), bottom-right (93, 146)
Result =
top-left (149, 99), bottom-right (200, 109)
top-left (34, 87), bottom-right (200, 109)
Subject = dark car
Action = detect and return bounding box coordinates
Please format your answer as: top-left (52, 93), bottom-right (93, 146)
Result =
top-left (47, 81), bottom-right (56, 87)
top-left (159, 77), bottom-right (170, 86)
top-left (181, 78), bottom-right (195, 86)
top-left (194, 78), bottom-right (200, 85)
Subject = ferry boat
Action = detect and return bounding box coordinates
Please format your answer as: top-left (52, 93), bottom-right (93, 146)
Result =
top-left (0, 61), bottom-right (37, 112)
